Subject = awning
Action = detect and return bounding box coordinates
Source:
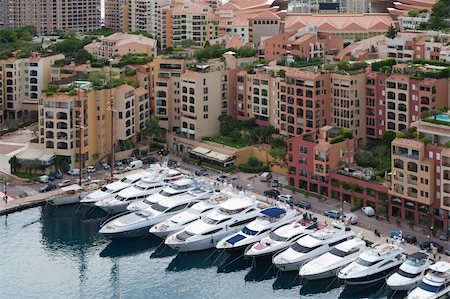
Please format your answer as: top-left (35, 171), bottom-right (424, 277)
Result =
top-left (180, 128), bottom-right (188, 133)
top-left (191, 147), bottom-right (211, 155)
top-left (188, 129), bottom-right (195, 135)
top-left (16, 148), bottom-right (55, 163)
top-left (190, 146), bottom-right (233, 163)
top-left (205, 151), bottom-right (232, 162)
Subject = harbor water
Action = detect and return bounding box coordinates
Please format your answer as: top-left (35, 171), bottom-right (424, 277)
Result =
top-left (1, 205), bottom-right (403, 299)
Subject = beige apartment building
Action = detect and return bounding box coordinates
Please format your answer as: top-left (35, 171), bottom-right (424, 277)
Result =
top-left (37, 82), bottom-right (149, 167)
top-left (84, 33), bottom-right (157, 59)
top-left (1, 0), bottom-right (100, 33)
top-left (330, 71), bottom-right (366, 147)
top-left (0, 53), bottom-right (64, 122)
top-left (105, 0), bottom-right (126, 31)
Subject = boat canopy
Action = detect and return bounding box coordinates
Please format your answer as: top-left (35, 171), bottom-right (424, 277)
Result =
top-left (227, 234), bottom-right (246, 245)
top-left (261, 207), bottom-right (286, 218)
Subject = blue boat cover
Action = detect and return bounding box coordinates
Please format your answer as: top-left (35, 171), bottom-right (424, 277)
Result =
top-left (261, 207), bottom-right (285, 218)
top-left (227, 234), bottom-right (247, 245)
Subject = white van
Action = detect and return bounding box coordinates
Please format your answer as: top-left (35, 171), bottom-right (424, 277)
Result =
top-left (39, 175), bottom-right (50, 183)
top-left (126, 160), bottom-right (143, 171)
top-left (260, 172), bottom-right (272, 182)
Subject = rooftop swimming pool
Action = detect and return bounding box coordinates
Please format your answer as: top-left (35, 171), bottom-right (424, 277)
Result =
top-left (436, 115), bottom-right (450, 122)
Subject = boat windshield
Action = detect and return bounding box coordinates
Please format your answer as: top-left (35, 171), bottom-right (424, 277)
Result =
top-left (418, 281), bottom-right (446, 293)
top-left (115, 195), bottom-right (127, 201)
top-left (242, 226), bottom-right (258, 236)
top-left (160, 190), bottom-right (181, 196)
top-left (355, 258), bottom-right (377, 267)
top-left (405, 258), bottom-right (425, 267)
top-left (100, 186), bottom-right (112, 193)
top-left (268, 231), bottom-right (287, 242)
top-left (291, 242), bottom-right (319, 253)
top-left (177, 230), bottom-right (195, 241)
top-left (169, 183), bottom-right (190, 190)
top-left (121, 177), bottom-right (133, 183)
top-left (203, 217), bottom-right (219, 225)
top-left (396, 268), bottom-right (421, 278)
top-left (329, 248), bottom-right (350, 258)
top-left (134, 184), bottom-right (148, 191)
top-left (151, 202), bottom-right (169, 212)
top-left (219, 207), bottom-right (245, 215)
top-left (143, 198), bottom-right (154, 205)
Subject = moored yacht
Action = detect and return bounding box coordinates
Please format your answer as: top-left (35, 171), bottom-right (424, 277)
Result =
top-left (98, 185), bottom-right (215, 238)
top-left (407, 261), bottom-right (450, 299)
top-left (299, 237), bottom-right (367, 280)
top-left (127, 177), bottom-right (197, 212)
top-left (338, 241), bottom-right (406, 285)
top-left (150, 190), bottom-right (231, 238)
top-left (165, 191), bottom-right (260, 252)
top-left (273, 222), bottom-right (354, 272)
top-left (244, 214), bottom-right (318, 258)
top-left (215, 206), bottom-right (299, 250)
top-left (80, 170), bottom-right (152, 206)
top-left (386, 252), bottom-right (433, 291)
top-left (94, 171), bottom-right (169, 214)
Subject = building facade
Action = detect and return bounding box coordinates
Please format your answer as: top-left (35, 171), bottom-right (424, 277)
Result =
top-left (105, 0), bottom-right (126, 31)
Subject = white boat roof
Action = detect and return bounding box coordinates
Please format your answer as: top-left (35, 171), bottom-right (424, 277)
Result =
top-left (335, 238), bottom-right (366, 252)
top-left (61, 184), bottom-right (82, 192)
top-left (125, 171), bottom-right (148, 181)
top-left (429, 261), bottom-right (450, 273)
top-left (361, 243), bottom-right (404, 262)
top-left (171, 178), bottom-right (195, 186)
top-left (154, 195), bottom-right (197, 208)
top-left (219, 194), bottom-right (257, 210)
top-left (274, 217), bottom-right (314, 237)
top-left (107, 180), bottom-right (130, 189)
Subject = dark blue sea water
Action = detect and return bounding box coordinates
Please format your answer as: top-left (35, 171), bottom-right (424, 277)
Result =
top-left (0, 206), bottom-right (403, 299)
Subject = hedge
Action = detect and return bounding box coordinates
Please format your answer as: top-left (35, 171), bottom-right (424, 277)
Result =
top-left (282, 184), bottom-right (322, 199)
top-left (238, 163), bottom-right (269, 173)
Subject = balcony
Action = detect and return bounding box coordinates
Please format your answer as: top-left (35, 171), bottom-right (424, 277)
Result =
top-left (394, 159), bottom-right (404, 169)
top-left (395, 150), bottom-right (419, 160)
top-left (443, 183), bottom-right (450, 194)
top-left (407, 162), bottom-right (418, 172)
top-left (315, 154), bottom-right (328, 162)
top-left (407, 187), bottom-right (418, 198)
top-left (393, 184), bottom-right (404, 194)
top-left (407, 175), bottom-right (418, 185)
top-left (442, 157), bottom-right (450, 167)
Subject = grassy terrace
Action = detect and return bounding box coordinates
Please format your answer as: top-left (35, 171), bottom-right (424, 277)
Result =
top-left (202, 136), bottom-right (248, 148)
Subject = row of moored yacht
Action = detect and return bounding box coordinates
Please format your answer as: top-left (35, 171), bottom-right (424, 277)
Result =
top-left (81, 164), bottom-right (450, 298)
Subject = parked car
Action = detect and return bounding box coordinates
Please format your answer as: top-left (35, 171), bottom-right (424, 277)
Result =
top-left (58, 180), bottom-right (72, 188)
top-left (121, 158), bottom-right (131, 165)
top-left (271, 179), bottom-right (279, 188)
top-left (389, 230), bottom-right (402, 238)
top-left (438, 231), bottom-right (449, 241)
top-left (102, 162), bottom-right (110, 170)
top-left (81, 176), bottom-right (91, 184)
top-left (67, 169), bottom-right (80, 176)
top-left (343, 213), bottom-right (358, 225)
top-left (195, 168), bottom-right (208, 176)
top-left (87, 166), bottom-right (96, 173)
top-left (260, 172), bottom-right (272, 182)
top-left (216, 174), bottom-right (230, 182)
top-left (404, 234), bottom-right (417, 244)
top-left (294, 200), bottom-right (311, 210)
top-left (49, 171), bottom-right (63, 180)
top-left (420, 241), bottom-right (444, 253)
top-left (39, 183), bottom-right (56, 193)
top-left (157, 149), bottom-right (169, 156)
top-left (264, 189), bottom-right (280, 199)
top-left (324, 210), bottom-right (341, 219)
top-left (114, 161), bottom-right (123, 167)
top-left (113, 167), bottom-right (126, 174)
top-left (445, 248), bottom-right (450, 256)
top-left (361, 206), bottom-right (375, 217)
top-left (126, 160), bottom-right (143, 171)
top-left (277, 194), bottom-right (293, 203)
top-left (38, 175), bottom-right (50, 183)
top-left (142, 157), bottom-right (157, 165)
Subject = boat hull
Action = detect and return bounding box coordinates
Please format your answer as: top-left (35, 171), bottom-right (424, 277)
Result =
top-left (274, 260), bottom-right (306, 272)
top-left (244, 243), bottom-right (290, 258)
top-left (49, 194), bottom-right (82, 206)
top-left (99, 225), bottom-right (153, 238)
top-left (302, 268), bottom-right (339, 280)
top-left (342, 264), bottom-right (401, 285)
top-left (167, 229), bottom-right (239, 252)
top-left (97, 203), bottom-right (128, 214)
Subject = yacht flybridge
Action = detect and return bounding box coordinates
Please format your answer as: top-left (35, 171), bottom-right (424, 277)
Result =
top-left (273, 222), bottom-right (355, 272)
top-left (165, 190), bottom-right (261, 252)
top-left (215, 206), bottom-right (299, 250)
top-left (386, 252), bottom-right (433, 291)
top-left (338, 241), bottom-right (406, 285)
top-left (407, 261), bottom-right (450, 299)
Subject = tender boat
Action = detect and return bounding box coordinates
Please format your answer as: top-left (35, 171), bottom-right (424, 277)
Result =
top-left (165, 191), bottom-right (260, 252)
top-left (127, 177), bottom-right (197, 212)
top-left (80, 169), bottom-right (152, 206)
top-left (215, 206), bottom-right (299, 250)
top-left (94, 172), bottom-right (169, 214)
top-left (244, 214), bottom-right (318, 258)
top-left (407, 261), bottom-right (450, 299)
top-left (338, 241), bottom-right (406, 285)
top-left (48, 184), bottom-right (85, 206)
top-left (98, 184), bottom-right (215, 238)
top-left (150, 190), bottom-right (231, 238)
top-left (299, 237), bottom-right (367, 280)
top-left (273, 222), bottom-right (355, 272)
top-left (387, 252), bottom-right (433, 291)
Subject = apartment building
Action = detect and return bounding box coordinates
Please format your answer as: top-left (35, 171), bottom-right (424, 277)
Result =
top-left (287, 126), bottom-right (354, 196)
top-left (365, 71), bottom-right (388, 140)
top-left (0, 53), bottom-right (65, 121)
top-left (37, 81), bottom-right (149, 167)
top-left (84, 33), bottom-right (157, 59)
top-left (330, 71), bottom-right (366, 147)
top-left (279, 69), bottom-right (331, 138)
top-left (127, 0), bottom-right (158, 35)
top-left (261, 27), bottom-right (343, 61)
top-left (288, 0), bottom-right (370, 13)
top-left (105, 0), bottom-right (126, 31)
top-left (251, 10), bottom-right (282, 46)
top-left (1, 0), bottom-right (101, 33)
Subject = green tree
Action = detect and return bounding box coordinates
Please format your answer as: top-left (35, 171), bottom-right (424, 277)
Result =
top-left (386, 25), bottom-right (397, 39)
top-left (9, 156), bottom-right (18, 173)
top-left (142, 118), bottom-right (161, 145)
top-left (373, 145), bottom-right (388, 169)
top-left (408, 10), bottom-right (419, 17)
top-left (181, 39), bottom-right (195, 48)
top-left (230, 129), bottom-right (241, 143)
top-left (92, 152), bottom-right (101, 168)
top-left (425, 0), bottom-right (450, 29)
top-left (381, 131), bottom-right (397, 148)
top-left (74, 49), bottom-right (93, 65)
top-left (247, 156), bottom-right (260, 167)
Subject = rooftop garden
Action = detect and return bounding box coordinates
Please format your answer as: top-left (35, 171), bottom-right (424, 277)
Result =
top-left (324, 61), bottom-right (368, 75)
top-left (112, 53), bottom-right (153, 68)
top-left (194, 43), bottom-right (257, 62)
top-left (276, 56), bottom-right (323, 68)
top-left (0, 26), bottom-right (41, 59)
top-left (419, 0), bottom-right (450, 31)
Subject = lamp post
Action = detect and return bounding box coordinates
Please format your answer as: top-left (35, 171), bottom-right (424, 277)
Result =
top-left (76, 115), bottom-right (85, 187)
top-left (3, 177), bottom-right (8, 204)
top-left (108, 59), bottom-right (115, 181)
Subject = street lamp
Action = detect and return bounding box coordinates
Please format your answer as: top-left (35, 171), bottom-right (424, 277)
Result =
top-left (107, 102), bottom-right (117, 180)
top-left (76, 115), bottom-right (86, 187)
top-left (2, 177), bottom-right (8, 204)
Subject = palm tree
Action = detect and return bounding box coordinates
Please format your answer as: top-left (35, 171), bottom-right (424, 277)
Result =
top-left (142, 118), bottom-right (161, 146)
top-left (92, 152), bottom-right (101, 168)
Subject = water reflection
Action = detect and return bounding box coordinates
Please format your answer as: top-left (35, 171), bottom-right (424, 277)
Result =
top-left (272, 271), bottom-right (302, 290)
top-left (99, 235), bottom-right (162, 258)
top-left (217, 251), bottom-right (251, 273)
top-left (300, 277), bottom-right (343, 295)
top-left (245, 258), bottom-right (277, 282)
top-left (150, 243), bottom-right (178, 259)
top-left (166, 249), bottom-right (225, 272)
top-left (340, 281), bottom-right (387, 299)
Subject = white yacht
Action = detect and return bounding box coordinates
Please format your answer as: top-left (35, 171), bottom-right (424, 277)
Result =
top-left (273, 222), bottom-right (355, 272)
top-left (407, 261), bottom-right (450, 299)
top-left (215, 206), bottom-right (299, 250)
top-left (165, 191), bottom-right (261, 252)
top-left (338, 241), bottom-right (406, 285)
top-left (244, 214), bottom-right (318, 258)
top-left (387, 252), bottom-right (433, 291)
top-left (150, 190), bottom-right (231, 238)
top-left (98, 185), bottom-right (215, 238)
top-left (80, 170), bottom-right (151, 206)
top-left (127, 177), bottom-right (197, 212)
top-left (299, 237), bottom-right (367, 280)
top-left (95, 172), bottom-right (170, 214)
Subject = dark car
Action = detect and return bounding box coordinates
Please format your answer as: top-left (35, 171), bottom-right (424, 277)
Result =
top-left (271, 179), bottom-right (279, 188)
top-left (438, 231), bottom-right (449, 241)
top-left (121, 158), bottom-right (131, 165)
top-left (420, 241), bottom-right (444, 253)
top-left (39, 183), bottom-right (56, 193)
top-left (264, 189), bottom-right (280, 199)
top-left (294, 200), bottom-right (311, 209)
top-left (157, 149), bottom-right (169, 156)
top-left (195, 168), bottom-right (208, 176)
top-left (324, 210), bottom-right (341, 219)
top-left (404, 234), bottom-right (417, 244)
top-left (49, 171), bottom-right (63, 181)
top-left (142, 157), bottom-right (157, 165)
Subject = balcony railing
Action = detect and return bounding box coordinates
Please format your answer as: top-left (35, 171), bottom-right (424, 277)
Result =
top-left (407, 192), bottom-right (418, 198)
top-left (395, 151), bottom-right (419, 160)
